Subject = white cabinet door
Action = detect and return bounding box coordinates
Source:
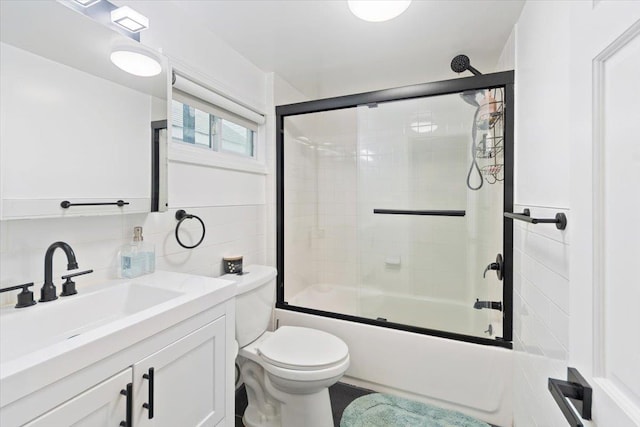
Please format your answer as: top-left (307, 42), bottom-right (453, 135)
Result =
top-left (133, 317), bottom-right (226, 427)
top-left (570, 1), bottom-right (640, 426)
top-left (24, 369), bottom-right (132, 427)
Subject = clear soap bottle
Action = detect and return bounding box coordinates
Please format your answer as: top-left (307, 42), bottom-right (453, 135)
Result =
top-left (120, 226), bottom-right (155, 278)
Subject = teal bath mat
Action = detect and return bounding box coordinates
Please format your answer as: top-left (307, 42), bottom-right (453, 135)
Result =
top-left (340, 393), bottom-right (491, 427)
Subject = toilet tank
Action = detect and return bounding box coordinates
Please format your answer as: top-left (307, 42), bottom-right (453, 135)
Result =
top-left (223, 265), bottom-right (277, 348)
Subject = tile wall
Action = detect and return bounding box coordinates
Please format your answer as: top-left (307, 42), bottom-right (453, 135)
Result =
top-left (512, 205), bottom-right (570, 426)
top-left (511, 1), bottom-right (573, 425)
top-left (0, 204), bottom-right (266, 307)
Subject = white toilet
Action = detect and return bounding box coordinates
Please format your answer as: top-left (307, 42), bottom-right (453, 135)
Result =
top-left (224, 265), bottom-right (350, 427)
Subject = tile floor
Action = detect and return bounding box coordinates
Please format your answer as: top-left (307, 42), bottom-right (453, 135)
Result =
top-left (235, 382), bottom-right (373, 427)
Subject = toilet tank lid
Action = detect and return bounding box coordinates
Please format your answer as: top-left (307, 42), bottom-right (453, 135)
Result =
top-left (221, 265), bottom-right (277, 294)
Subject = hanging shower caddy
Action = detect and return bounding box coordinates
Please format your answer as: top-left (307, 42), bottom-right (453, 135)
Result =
top-left (476, 89), bottom-right (505, 184)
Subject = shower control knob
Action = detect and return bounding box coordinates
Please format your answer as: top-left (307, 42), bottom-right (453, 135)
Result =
top-left (483, 254), bottom-right (503, 280)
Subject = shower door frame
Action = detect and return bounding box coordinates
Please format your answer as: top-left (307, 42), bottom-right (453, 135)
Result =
top-left (276, 71), bottom-right (514, 349)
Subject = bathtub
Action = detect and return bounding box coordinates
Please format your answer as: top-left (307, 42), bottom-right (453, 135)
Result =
top-left (276, 284), bottom-right (513, 427)
top-left (288, 284), bottom-right (500, 338)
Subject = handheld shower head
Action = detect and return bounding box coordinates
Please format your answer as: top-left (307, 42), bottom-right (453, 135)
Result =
top-left (450, 54), bottom-right (482, 76)
top-left (460, 91), bottom-right (480, 107)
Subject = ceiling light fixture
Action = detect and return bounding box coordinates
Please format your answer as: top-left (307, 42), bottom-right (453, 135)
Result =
top-left (110, 6), bottom-right (149, 33)
top-left (348, 0), bottom-right (411, 23)
top-left (110, 48), bottom-right (161, 77)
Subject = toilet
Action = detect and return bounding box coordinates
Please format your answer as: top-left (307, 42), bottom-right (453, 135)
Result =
top-left (224, 265), bottom-right (350, 427)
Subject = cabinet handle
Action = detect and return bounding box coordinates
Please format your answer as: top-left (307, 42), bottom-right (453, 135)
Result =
top-left (142, 367), bottom-right (155, 419)
top-left (120, 383), bottom-right (133, 427)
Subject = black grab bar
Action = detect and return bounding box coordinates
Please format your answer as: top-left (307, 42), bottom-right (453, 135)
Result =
top-left (504, 208), bottom-right (567, 230)
top-left (373, 209), bottom-right (465, 217)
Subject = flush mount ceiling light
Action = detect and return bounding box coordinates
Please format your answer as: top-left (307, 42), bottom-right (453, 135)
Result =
top-left (73, 0), bottom-right (101, 6)
top-left (110, 6), bottom-right (149, 33)
top-left (110, 48), bottom-right (161, 77)
top-left (348, 0), bottom-right (411, 22)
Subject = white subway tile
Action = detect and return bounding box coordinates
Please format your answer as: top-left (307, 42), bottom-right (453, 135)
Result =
top-left (514, 225), bottom-right (569, 279)
top-left (520, 251), bottom-right (570, 314)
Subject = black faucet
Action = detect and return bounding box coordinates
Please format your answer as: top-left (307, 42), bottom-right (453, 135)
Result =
top-left (473, 298), bottom-right (503, 311)
top-left (40, 241), bottom-right (78, 302)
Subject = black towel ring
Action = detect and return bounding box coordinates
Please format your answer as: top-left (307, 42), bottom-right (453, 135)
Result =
top-left (175, 209), bottom-right (206, 249)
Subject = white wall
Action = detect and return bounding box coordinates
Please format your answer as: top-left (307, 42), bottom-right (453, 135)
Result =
top-left (126, 0), bottom-right (267, 113)
top-left (0, 3), bottom-right (270, 306)
top-left (511, 1), bottom-right (573, 426)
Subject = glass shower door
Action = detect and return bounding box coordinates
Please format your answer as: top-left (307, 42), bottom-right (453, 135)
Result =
top-left (280, 86), bottom-right (508, 342)
top-left (355, 91), bottom-right (505, 339)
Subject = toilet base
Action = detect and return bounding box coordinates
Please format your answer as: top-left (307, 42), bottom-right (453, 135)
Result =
top-left (242, 405), bottom-right (280, 427)
top-left (272, 386), bottom-right (333, 427)
top-left (240, 359), bottom-right (336, 427)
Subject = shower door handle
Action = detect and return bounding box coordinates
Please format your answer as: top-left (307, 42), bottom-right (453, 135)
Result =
top-left (483, 254), bottom-right (503, 280)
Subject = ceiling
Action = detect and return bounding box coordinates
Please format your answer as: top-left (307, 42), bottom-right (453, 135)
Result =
top-left (172, 0), bottom-right (524, 98)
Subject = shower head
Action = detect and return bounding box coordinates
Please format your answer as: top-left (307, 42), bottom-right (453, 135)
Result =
top-left (460, 91), bottom-right (480, 107)
top-left (450, 54), bottom-right (482, 76)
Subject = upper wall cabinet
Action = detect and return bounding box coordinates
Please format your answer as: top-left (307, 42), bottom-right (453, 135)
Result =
top-left (0, 1), bottom-right (169, 220)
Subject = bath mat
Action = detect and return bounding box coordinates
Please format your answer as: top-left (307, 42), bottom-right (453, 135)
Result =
top-left (340, 393), bottom-right (491, 427)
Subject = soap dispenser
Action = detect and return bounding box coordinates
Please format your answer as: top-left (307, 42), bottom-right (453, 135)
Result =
top-left (120, 226), bottom-right (155, 278)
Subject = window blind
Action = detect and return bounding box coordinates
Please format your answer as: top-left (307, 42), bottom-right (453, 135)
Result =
top-left (172, 72), bottom-right (265, 130)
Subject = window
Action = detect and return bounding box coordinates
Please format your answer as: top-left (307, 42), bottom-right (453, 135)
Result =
top-left (171, 98), bottom-right (256, 158)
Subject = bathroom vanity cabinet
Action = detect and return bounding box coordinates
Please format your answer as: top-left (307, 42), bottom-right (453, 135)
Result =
top-left (23, 369), bottom-right (131, 426)
top-left (131, 318), bottom-right (226, 427)
top-left (0, 272), bottom-right (236, 427)
top-left (23, 317), bottom-right (226, 427)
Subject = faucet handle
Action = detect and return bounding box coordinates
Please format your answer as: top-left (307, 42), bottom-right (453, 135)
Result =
top-left (60, 269), bottom-right (93, 297)
top-left (0, 282), bottom-right (37, 308)
top-left (61, 269), bottom-right (93, 280)
top-left (483, 254), bottom-right (504, 280)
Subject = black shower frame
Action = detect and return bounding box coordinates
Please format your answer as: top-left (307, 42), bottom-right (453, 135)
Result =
top-left (276, 71), bottom-right (514, 349)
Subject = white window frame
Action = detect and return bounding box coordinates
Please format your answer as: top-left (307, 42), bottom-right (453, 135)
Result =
top-left (168, 74), bottom-right (267, 175)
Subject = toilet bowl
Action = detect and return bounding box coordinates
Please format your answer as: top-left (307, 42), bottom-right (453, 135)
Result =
top-left (224, 265), bottom-right (350, 427)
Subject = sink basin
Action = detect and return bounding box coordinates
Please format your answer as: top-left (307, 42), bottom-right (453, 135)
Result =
top-left (0, 282), bottom-right (183, 364)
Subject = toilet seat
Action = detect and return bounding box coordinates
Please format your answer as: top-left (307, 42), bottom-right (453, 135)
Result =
top-left (239, 327), bottom-right (350, 382)
top-left (257, 326), bottom-right (349, 371)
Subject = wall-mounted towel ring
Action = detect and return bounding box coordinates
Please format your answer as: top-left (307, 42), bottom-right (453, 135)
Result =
top-left (175, 209), bottom-right (206, 249)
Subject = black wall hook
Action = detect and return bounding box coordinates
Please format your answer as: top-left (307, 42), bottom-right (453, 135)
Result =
top-left (174, 209), bottom-right (206, 249)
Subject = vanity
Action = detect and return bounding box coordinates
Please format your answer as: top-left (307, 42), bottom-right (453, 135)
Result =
top-left (0, 272), bottom-right (236, 427)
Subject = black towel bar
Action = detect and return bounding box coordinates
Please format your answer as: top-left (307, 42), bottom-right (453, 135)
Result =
top-left (548, 368), bottom-right (592, 427)
top-left (373, 209), bottom-right (465, 217)
top-left (61, 200), bottom-right (129, 208)
top-left (504, 208), bottom-right (567, 230)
